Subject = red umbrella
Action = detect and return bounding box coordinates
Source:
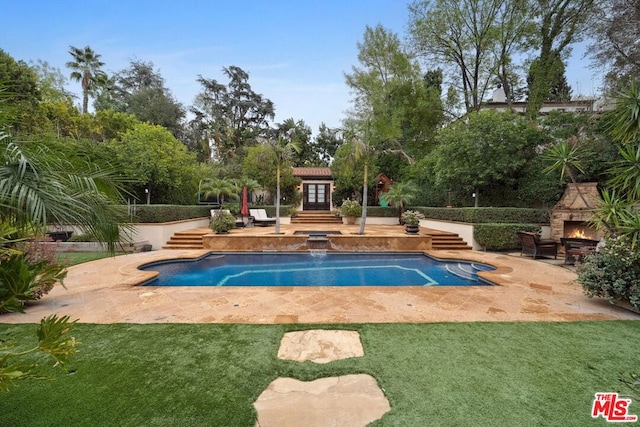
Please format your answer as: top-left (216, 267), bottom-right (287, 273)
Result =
top-left (241, 185), bottom-right (249, 217)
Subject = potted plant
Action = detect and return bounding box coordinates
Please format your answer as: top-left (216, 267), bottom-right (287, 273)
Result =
top-left (401, 210), bottom-right (424, 234)
top-left (339, 199), bottom-right (362, 225)
top-left (210, 210), bottom-right (236, 234)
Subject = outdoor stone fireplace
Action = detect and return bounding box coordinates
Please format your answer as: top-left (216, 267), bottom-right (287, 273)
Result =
top-left (550, 182), bottom-right (602, 242)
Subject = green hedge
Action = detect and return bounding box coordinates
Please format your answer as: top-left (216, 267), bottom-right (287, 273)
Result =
top-left (252, 205), bottom-right (293, 217)
top-left (365, 206), bottom-right (399, 217)
top-left (413, 207), bottom-right (550, 224)
top-left (474, 223), bottom-right (541, 251)
top-left (128, 205), bottom-right (212, 223)
top-left (128, 205), bottom-right (295, 223)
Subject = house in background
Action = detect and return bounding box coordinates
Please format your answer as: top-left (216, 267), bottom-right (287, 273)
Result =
top-left (292, 167), bottom-right (334, 212)
top-left (482, 86), bottom-right (614, 115)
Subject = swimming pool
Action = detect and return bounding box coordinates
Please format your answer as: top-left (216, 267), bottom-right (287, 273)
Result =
top-left (140, 252), bottom-right (495, 286)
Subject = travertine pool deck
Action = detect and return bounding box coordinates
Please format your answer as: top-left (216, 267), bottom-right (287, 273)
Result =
top-left (1, 224), bottom-right (638, 324)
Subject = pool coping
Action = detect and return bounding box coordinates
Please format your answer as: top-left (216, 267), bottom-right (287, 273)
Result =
top-left (1, 248), bottom-right (638, 324)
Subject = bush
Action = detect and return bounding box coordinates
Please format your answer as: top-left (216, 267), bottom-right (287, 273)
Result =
top-left (0, 253), bottom-right (66, 313)
top-left (577, 237), bottom-right (640, 311)
top-left (210, 211), bottom-right (236, 234)
top-left (401, 210), bottom-right (424, 225)
top-left (366, 206), bottom-right (399, 217)
top-left (474, 223), bottom-right (541, 250)
top-left (413, 207), bottom-right (550, 224)
top-left (128, 205), bottom-right (211, 223)
top-left (339, 200), bottom-right (362, 217)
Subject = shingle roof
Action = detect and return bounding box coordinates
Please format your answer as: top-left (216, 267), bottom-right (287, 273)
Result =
top-left (292, 167), bottom-right (332, 178)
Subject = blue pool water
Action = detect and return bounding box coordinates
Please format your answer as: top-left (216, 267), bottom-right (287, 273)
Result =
top-left (140, 252), bottom-right (495, 287)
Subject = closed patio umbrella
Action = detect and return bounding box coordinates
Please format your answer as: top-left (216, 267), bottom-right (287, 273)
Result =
top-left (241, 185), bottom-right (249, 217)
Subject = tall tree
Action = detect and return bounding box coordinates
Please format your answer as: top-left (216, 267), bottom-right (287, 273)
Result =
top-left (492, 0), bottom-right (535, 105)
top-left (94, 60), bottom-right (185, 136)
top-left (66, 45), bottom-right (107, 114)
top-left (430, 110), bottom-right (541, 207)
top-left (408, 0), bottom-right (504, 113)
top-left (275, 118), bottom-right (318, 166)
top-left (0, 49), bottom-right (42, 132)
top-left (525, 0), bottom-right (594, 118)
top-left (192, 66), bottom-right (275, 162)
top-left (345, 24), bottom-right (444, 172)
top-left (314, 123), bottom-right (344, 166)
top-left (264, 132), bottom-right (300, 234)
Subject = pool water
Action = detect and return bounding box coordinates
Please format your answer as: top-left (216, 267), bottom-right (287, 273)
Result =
top-left (140, 252), bottom-right (495, 287)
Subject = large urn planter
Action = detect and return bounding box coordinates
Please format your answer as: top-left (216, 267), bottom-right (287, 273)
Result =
top-left (404, 224), bottom-right (420, 234)
top-left (342, 216), bottom-right (356, 225)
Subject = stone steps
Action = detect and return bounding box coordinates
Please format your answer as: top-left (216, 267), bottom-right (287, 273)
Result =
top-left (291, 211), bottom-right (342, 224)
top-left (429, 233), bottom-right (472, 250)
top-left (162, 230), bottom-right (208, 249)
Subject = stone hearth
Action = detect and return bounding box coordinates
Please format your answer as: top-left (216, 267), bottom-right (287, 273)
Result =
top-left (550, 183), bottom-right (602, 242)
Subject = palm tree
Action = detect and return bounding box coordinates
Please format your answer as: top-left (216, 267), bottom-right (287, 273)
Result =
top-left (66, 45), bottom-right (107, 114)
top-left (347, 136), bottom-right (373, 235)
top-left (198, 178), bottom-right (238, 207)
top-left (542, 138), bottom-right (591, 208)
top-left (0, 135), bottom-right (130, 251)
top-left (266, 132), bottom-right (300, 234)
top-left (380, 181), bottom-right (418, 223)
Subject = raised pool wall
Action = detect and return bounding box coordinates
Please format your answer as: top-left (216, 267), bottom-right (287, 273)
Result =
top-left (202, 234), bottom-right (432, 252)
top-left (420, 219), bottom-right (550, 251)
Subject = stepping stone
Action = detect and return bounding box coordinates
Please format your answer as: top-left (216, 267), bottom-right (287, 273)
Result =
top-left (253, 374), bottom-right (390, 427)
top-left (277, 329), bottom-right (364, 364)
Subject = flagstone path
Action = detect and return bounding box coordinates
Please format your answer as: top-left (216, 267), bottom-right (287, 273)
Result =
top-left (254, 329), bottom-right (391, 427)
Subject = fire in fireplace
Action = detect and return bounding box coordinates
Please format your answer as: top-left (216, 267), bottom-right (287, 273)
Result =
top-left (563, 221), bottom-right (598, 240)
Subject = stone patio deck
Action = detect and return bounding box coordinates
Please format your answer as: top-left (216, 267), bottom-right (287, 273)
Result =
top-left (1, 224), bottom-right (637, 324)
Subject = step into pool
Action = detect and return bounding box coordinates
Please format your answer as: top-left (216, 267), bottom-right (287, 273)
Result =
top-left (140, 252), bottom-right (495, 287)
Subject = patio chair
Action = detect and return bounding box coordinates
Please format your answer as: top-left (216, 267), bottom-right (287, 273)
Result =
top-left (249, 209), bottom-right (276, 226)
top-left (516, 231), bottom-right (558, 259)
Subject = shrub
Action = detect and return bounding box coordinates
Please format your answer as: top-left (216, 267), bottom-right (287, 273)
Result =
top-left (210, 211), bottom-right (236, 234)
top-left (129, 205), bottom-right (211, 223)
top-left (0, 253), bottom-right (66, 313)
top-left (401, 210), bottom-right (424, 225)
top-left (474, 223), bottom-right (541, 250)
top-left (366, 207), bottom-right (398, 217)
top-left (414, 207), bottom-right (550, 224)
top-left (577, 237), bottom-right (640, 311)
top-left (340, 200), bottom-right (362, 217)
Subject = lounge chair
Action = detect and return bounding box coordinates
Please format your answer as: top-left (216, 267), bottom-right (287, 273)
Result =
top-left (516, 231), bottom-right (558, 259)
top-left (249, 209), bottom-right (276, 226)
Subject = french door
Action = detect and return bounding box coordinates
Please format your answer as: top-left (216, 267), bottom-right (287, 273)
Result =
top-left (303, 184), bottom-right (330, 210)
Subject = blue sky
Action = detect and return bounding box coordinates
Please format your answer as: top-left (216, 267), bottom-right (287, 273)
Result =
top-left (3, 1), bottom-right (598, 134)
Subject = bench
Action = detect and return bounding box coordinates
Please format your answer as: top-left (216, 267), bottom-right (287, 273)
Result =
top-left (516, 231), bottom-right (558, 259)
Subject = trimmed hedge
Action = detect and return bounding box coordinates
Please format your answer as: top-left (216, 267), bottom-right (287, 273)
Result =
top-left (365, 206), bottom-right (399, 217)
top-left (128, 205), bottom-right (212, 223)
top-left (128, 205), bottom-right (296, 223)
top-left (252, 205), bottom-right (293, 217)
top-left (474, 223), bottom-right (541, 251)
top-left (413, 207), bottom-right (549, 224)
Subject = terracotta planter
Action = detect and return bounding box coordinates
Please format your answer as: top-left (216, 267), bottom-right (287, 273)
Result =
top-left (342, 216), bottom-right (356, 225)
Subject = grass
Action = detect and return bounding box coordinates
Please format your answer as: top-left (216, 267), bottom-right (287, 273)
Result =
top-left (55, 252), bottom-right (119, 266)
top-left (0, 321), bottom-right (638, 426)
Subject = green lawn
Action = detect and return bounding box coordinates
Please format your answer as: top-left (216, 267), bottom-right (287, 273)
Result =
top-left (55, 252), bottom-right (120, 266)
top-left (0, 322), bottom-right (638, 426)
